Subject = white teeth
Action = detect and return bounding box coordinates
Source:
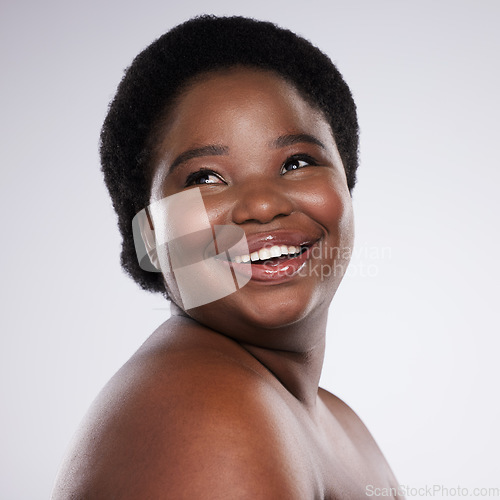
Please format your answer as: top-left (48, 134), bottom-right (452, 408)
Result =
top-left (269, 245), bottom-right (282, 258)
top-left (259, 248), bottom-right (271, 260)
top-left (232, 244), bottom-right (304, 263)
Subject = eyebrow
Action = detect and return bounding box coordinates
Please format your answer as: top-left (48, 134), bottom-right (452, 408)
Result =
top-left (168, 134), bottom-right (325, 172)
top-left (169, 144), bottom-right (229, 171)
top-left (272, 133), bottom-right (326, 150)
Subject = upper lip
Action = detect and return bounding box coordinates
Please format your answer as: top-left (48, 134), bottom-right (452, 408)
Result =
top-left (243, 230), bottom-right (320, 255)
top-left (204, 226), bottom-right (323, 261)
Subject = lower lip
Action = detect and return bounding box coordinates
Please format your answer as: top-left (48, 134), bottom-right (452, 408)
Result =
top-left (229, 246), bottom-right (314, 283)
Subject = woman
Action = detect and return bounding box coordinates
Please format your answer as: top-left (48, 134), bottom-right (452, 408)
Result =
top-left (53, 15), bottom-right (402, 499)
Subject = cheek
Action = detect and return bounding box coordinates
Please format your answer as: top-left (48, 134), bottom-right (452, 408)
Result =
top-left (299, 176), bottom-right (354, 297)
top-left (300, 174), bottom-right (354, 246)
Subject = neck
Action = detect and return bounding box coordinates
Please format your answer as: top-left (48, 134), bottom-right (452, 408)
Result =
top-left (240, 311), bottom-right (328, 411)
top-left (173, 300), bottom-right (329, 411)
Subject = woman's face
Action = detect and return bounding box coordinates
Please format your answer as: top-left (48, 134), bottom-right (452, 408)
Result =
top-left (148, 67), bottom-right (354, 347)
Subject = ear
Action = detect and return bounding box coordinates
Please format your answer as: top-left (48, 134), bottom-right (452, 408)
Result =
top-left (132, 207), bottom-right (161, 272)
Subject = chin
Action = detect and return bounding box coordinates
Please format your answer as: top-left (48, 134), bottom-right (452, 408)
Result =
top-left (187, 279), bottom-right (330, 349)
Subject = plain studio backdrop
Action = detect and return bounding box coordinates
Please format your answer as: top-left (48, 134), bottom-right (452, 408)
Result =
top-left (1, 1), bottom-right (499, 498)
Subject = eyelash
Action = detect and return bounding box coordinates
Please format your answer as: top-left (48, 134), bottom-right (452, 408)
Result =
top-left (280, 154), bottom-right (317, 174)
top-left (183, 154), bottom-right (318, 187)
top-left (184, 169), bottom-right (225, 187)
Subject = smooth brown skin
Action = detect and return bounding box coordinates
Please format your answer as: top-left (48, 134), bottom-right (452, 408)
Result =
top-left (53, 68), bottom-right (402, 499)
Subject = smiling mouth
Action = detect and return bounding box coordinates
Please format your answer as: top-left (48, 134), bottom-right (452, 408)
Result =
top-left (232, 244), bottom-right (308, 264)
top-left (207, 227), bottom-right (322, 283)
top-left (210, 240), bottom-right (316, 284)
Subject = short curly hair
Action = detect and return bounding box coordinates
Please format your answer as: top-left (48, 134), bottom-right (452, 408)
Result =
top-left (100, 15), bottom-right (359, 295)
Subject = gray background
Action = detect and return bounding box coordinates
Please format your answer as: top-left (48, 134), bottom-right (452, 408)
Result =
top-left (1, 0), bottom-right (499, 498)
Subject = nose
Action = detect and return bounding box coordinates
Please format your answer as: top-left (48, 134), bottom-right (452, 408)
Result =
top-left (231, 178), bottom-right (294, 224)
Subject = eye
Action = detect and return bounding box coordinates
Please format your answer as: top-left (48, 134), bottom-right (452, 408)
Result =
top-left (280, 155), bottom-right (317, 174)
top-left (185, 169), bottom-right (226, 187)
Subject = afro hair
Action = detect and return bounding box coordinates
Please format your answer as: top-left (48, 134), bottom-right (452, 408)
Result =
top-left (100, 15), bottom-right (359, 295)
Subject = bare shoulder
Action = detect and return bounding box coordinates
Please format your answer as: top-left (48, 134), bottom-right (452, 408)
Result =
top-left (318, 387), bottom-right (376, 440)
top-left (53, 317), bottom-right (307, 499)
top-left (318, 387), bottom-right (401, 489)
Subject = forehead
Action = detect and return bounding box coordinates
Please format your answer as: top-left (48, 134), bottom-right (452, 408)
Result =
top-left (156, 67), bottom-right (334, 149)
